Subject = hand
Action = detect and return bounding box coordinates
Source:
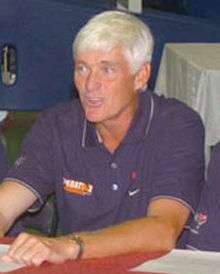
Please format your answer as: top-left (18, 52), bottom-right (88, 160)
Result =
top-left (1, 232), bottom-right (78, 266)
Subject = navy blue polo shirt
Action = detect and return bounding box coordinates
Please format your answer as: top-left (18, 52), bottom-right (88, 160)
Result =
top-left (186, 143), bottom-right (220, 251)
top-left (5, 91), bottom-right (204, 244)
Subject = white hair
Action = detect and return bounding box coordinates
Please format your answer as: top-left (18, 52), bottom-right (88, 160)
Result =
top-left (73, 10), bottom-right (154, 74)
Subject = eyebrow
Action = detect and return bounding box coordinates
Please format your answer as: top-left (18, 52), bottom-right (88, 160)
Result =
top-left (99, 60), bottom-right (120, 67)
top-left (74, 60), bottom-right (87, 66)
top-left (75, 60), bottom-right (120, 68)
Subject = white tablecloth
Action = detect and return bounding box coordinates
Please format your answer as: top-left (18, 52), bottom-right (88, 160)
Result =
top-left (155, 43), bottom-right (220, 161)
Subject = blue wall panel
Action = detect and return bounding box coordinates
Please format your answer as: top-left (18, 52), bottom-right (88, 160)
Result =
top-left (0, 0), bottom-right (105, 110)
top-left (183, 0), bottom-right (220, 21)
top-left (1, 0), bottom-right (220, 110)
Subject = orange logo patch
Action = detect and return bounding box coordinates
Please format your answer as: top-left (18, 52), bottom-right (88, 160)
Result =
top-left (63, 177), bottom-right (93, 196)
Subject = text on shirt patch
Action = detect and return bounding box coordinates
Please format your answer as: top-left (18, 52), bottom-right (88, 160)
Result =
top-left (63, 177), bottom-right (93, 196)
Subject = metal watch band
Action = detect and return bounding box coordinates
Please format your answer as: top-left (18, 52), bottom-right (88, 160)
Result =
top-left (71, 235), bottom-right (84, 260)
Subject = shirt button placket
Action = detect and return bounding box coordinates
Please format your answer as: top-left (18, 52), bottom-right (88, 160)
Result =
top-left (111, 183), bottom-right (119, 191)
top-left (110, 162), bottom-right (119, 191)
top-left (110, 162), bottom-right (118, 169)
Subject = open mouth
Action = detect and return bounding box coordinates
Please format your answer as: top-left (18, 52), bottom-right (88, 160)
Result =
top-left (85, 97), bottom-right (103, 107)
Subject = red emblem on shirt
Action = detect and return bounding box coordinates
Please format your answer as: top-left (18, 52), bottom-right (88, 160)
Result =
top-left (131, 170), bottom-right (138, 180)
top-left (194, 212), bottom-right (208, 230)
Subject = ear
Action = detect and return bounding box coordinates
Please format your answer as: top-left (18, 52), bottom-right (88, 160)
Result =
top-left (134, 62), bottom-right (151, 91)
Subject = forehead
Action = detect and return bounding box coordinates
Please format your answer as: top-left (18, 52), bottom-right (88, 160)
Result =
top-left (74, 46), bottom-right (129, 67)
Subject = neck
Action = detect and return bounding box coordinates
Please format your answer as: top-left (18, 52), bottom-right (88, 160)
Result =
top-left (96, 98), bottom-right (138, 153)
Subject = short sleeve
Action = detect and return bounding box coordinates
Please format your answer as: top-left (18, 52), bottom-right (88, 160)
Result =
top-left (149, 100), bottom-right (205, 213)
top-left (185, 143), bottom-right (220, 251)
top-left (206, 143), bottom-right (220, 187)
top-left (4, 112), bottom-right (55, 211)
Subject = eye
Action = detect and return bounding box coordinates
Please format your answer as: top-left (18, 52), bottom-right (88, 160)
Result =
top-left (75, 64), bottom-right (89, 76)
top-left (101, 65), bottom-right (116, 77)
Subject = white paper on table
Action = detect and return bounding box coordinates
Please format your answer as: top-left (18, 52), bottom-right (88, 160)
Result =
top-left (0, 244), bottom-right (24, 273)
top-left (131, 249), bottom-right (220, 274)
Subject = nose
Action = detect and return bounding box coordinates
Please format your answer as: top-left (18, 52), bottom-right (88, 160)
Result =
top-left (85, 70), bottom-right (101, 93)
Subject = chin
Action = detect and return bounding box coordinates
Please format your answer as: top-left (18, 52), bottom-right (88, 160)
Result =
top-left (84, 108), bottom-right (105, 123)
top-left (85, 114), bottom-right (103, 123)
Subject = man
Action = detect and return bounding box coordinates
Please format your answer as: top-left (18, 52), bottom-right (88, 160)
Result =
top-left (186, 143), bottom-right (220, 251)
top-left (0, 11), bottom-right (204, 266)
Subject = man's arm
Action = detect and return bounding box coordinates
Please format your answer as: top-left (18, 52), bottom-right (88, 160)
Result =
top-left (1, 198), bottom-right (190, 265)
top-left (80, 198), bottom-right (190, 257)
top-left (0, 181), bottom-right (37, 236)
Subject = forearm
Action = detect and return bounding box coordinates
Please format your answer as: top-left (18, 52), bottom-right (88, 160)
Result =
top-left (0, 211), bottom-right (12, 236)
top-left (60, 199), bottom-right (189, 260)
top-left (75, 216), bottom-right (177, 259)
top-left (0, 181), bottom-right (37, 236)
top-left (0, 217), bottom-right (176, 266)
top-left (1, 199), bottom-right (189, 266)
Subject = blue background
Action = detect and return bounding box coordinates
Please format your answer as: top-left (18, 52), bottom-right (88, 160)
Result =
top-left (1, 0), bottom-right (220, 110)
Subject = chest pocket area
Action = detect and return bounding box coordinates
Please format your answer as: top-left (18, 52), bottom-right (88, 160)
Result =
top-left (61, 169), bottom-right (96, 218)
top-left (61, 168), bottom-right (118, 223)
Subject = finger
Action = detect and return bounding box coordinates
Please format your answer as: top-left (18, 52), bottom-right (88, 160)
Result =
top-left (7, 232), bottom-right (30, 256)
top-left (31, 251), bottom-right (48, 266)
top-left (0, 255), bottom-right (14, 263)
top-left (7, 234), bottom-right (39, 264)
top-left (20, 242), bottom-right (49, 266)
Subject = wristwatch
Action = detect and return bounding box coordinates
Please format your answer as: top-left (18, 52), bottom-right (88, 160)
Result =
top-left (71, 234), bottom-right (85, 260)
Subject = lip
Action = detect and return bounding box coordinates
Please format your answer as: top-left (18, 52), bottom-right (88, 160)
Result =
top-left (85, 97), bottom-right (103, 108)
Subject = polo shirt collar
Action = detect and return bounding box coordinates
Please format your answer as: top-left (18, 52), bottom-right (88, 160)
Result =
top-left (81, 90), bottom-right (154, 148)
top-left (81, 118), bottom-right (100, 148)
top-left (123, 90), bottom-right (154, 144)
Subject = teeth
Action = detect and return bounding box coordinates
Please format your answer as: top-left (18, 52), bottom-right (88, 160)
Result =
top-left (86, 97), bottom-right (102, 106)
top-left (89, 98), bottom-right (100, 102)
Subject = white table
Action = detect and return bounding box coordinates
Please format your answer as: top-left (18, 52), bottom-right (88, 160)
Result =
top-left (155, 43), bottom-right (220, 163)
